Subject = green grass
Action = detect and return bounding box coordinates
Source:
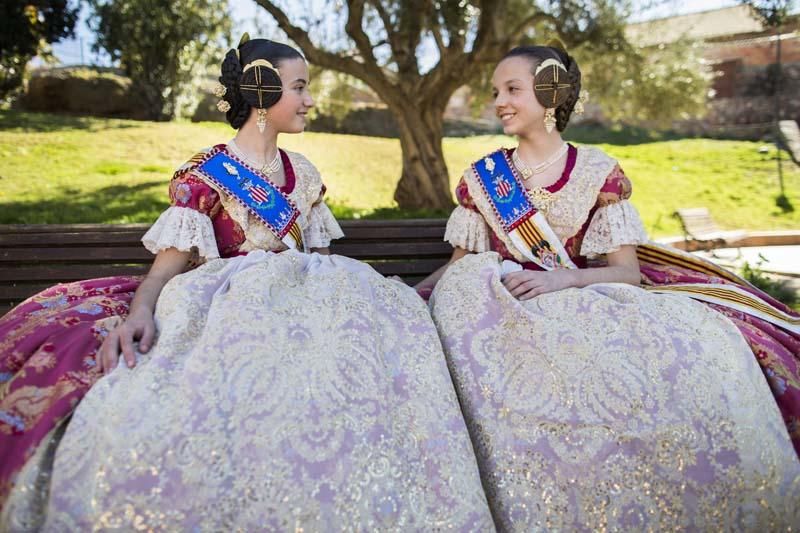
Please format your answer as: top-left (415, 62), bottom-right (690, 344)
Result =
top-left (1, 110), bottom-right (799, 237)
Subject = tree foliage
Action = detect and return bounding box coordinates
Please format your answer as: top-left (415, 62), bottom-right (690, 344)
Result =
top-left (87, 0), bottom-right (232, 120)
top-left (576, 38), bottom-right (713, 127)
top-left (256, 0), bottom-right (638, 209)
top-left (254, 1), bottom-right (717, 207)
top-left (0, 0), bottom-right (79, 100)
top-left (459, 3), bottom-right (713, 128)
top-left (743, 0), bottom-right (794, 27)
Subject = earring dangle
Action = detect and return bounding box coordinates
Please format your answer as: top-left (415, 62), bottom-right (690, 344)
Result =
top-left (256, 109), bottom-right (268, 134)
top-left (574, 89), bottom-right (589, 115)
top-left (544, 108), bottom-right (556, 134)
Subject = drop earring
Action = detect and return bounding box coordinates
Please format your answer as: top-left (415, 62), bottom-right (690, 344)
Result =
top-left (544, 108), bottom-right (556, 133)
top-left (256, 108), bottom-right (268, 133)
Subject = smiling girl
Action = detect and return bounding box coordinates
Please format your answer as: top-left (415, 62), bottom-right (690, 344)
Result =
top-left (1, 37), bottom-right (492, 530)
top-left (423, 45), bottom-right (800, 529)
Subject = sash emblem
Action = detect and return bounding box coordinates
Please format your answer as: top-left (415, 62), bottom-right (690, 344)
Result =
top-left (192, 146), bottom-right (303, 249)
top-left (493, 175), bottom-right (513, 199)
top-left (471, 149), bottom-right (577, 270)
top-left (223, 161), bottom-right (273, 207)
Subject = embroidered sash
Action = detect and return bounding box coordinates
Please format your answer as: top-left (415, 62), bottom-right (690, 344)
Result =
top-left (638, 243), bottom-right (800, 333)
top-left (471, 150), bottom-right (576, 270)
top-left (192, 146), bottom-right (304, 250)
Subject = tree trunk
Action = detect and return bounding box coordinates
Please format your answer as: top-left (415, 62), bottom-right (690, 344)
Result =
top-left (391, 103), bottom-right (455, 211)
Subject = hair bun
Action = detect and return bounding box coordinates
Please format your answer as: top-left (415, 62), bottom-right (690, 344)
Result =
top-left (533, 59), bottom-right (572, 110)
top-left (238, 62), bottom-right (283, 110)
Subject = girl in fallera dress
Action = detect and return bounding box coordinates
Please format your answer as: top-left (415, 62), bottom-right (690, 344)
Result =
top-left (418, 44), bottom-right (800, 530)
top-left (0, 36), bottom-right (493, 530)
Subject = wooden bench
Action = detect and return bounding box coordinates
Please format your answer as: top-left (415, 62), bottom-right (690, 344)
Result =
top-left (0, 220), bottom-right (452, 317)
top-left (778, 119), bottom-right (800, 167)
top-left (672, 208), bottom-right (746, 252)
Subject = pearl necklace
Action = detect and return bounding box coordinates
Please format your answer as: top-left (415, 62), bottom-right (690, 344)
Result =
top-left (512, 143), bottom-right (568, 179)
top-left (228, 139), bottom-right (281, 175)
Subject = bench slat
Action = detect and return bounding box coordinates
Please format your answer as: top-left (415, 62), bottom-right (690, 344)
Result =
top-left (0, 248), bottom-right (154, 263)
top-left (0, 244), bottom-right (450, 264)
top-left (0, 224), bottom-right (450, 246)
top-left (0, 220), bottom-right (448, 233)
top-left (0, 264), bottom-right (150, 282)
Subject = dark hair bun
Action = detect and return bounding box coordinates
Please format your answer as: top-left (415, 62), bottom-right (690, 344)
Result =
top-left (533, 60), bottom-right (572, 110)
top-left (502, 45), bottom-right (583, 132)
top-left (216, 38), bottom-right (304, 130)
top-left (219, 48), bottom-right (249, 129)
top-left (238, 61), bottom-right (283, 110)
top-left (554, 52), bottom-right (582, 132)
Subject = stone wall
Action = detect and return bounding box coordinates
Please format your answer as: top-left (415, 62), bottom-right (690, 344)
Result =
top-left (20, 67), bottom-right (149, 119)
top-left (675, 61), bottom-right (800, 139)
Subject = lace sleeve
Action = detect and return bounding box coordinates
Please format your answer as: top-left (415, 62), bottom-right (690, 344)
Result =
top-left (303, 200), bottom-right (344, 249)
top-left (580, 200), bottom-right (648, 257)
top-left (141, 206), bottom-right (220, 259)
top-left (444, 205), bottom-right (490, 252)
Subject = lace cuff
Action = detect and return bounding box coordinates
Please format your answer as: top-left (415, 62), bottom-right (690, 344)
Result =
top-left (444, 205), bottom-right (490, 252)
top-left (580, 200), bottom-right (649, 257)
top-left (303, 201), bottom-right (344, 249)
top-left (141, 206), bottom-right (220, 259)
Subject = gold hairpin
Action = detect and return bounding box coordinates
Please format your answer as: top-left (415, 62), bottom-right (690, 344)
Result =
top-left (242, 59), bottom-right (280, 76)
top-left (535, 58), bottom-right (566, 76)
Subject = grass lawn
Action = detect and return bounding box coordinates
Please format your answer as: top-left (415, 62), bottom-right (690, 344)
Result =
top-left (1, 110), bottom-right (799, 237)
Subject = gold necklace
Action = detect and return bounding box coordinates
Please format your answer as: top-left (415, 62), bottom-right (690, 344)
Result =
top-left (229, 139), bottom-right (281, 175)
top-left (512, 143), bottom-right (568, 179)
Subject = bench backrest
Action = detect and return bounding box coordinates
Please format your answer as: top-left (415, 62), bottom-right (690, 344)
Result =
top-left (673, 208), bottom-right (720, 240)
top-left (0, 220), bottom-right (451, 316)
top-left (778, 119), bottom-right (800, 166)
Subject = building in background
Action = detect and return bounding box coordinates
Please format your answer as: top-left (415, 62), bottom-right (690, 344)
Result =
top-left (627, 4), bottom-right (800, 139)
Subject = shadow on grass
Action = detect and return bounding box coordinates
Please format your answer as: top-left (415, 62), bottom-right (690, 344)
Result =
top-left (0, 181), bottom-right (168, 224)
top-left (0, 110), bottom-right (140, 133)
top-left (776, 193), bottom-right (795, 213)
top-left (564, 122), bottom-right (685, 146)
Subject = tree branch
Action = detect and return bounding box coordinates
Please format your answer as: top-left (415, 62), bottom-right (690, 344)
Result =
top-left (429, 12), bottom-right (448, 63)
top-left (509, 11), bottom-right (557, 41)
top-left (253, 0), bottom-right (398, 99)
top-left (344, 0), bottom-right (377, 65)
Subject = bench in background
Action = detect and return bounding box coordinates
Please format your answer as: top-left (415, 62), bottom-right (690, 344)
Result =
top-left (672, 207), bottom-right (746, 252)
top-left (0, 220), bottom-right (452, 316)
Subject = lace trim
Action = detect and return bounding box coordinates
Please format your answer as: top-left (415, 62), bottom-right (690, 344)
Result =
top-left (304, 201), bottom-right (345, 249)
top-left (580, 200), bottom-right (649, 257)
top-left (444, 205), bottom-right (491, 253)
top-left (539, 146), bottom-right (617, 243)
top-left (141, 206), bottom-right (220, 259)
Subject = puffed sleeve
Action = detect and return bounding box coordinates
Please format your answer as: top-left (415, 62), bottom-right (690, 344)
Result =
top-left (444, 176), bottom-right (491, 252)
top-left (303, 184), bottom-right (345, 249)
top-left (141, 171), bottom-right (221, 259)
top-left (580, 164), bottom-right (649, 257)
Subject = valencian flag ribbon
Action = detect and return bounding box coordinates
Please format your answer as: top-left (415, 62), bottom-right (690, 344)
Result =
top-left (637, 242), bottom-right (800, 333)
top-left (194, 146), bottom-right (303, 250)
top-left (472, 150), bottom-right (577, 271)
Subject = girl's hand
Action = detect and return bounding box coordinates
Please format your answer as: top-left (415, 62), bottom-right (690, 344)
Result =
top-left (96, 309), bottom-right (156, 375)
top-left (93, 247), bottom-right (190, 376)
top-left (502, 270), bottom-right (575, 300)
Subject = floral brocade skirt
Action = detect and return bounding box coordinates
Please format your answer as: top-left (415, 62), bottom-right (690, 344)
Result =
top-left (640, 260), bottom-right (800, 456)
top-left (0, 275), bottom-right (141, 512)
top-left (4, 250), bottom-right (493, 531)
top-left (430, 252), bottom-right (800, 531)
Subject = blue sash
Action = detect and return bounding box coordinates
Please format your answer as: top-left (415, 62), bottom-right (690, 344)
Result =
top-left (472, 150), bottom-right (576, 270)
top-left (193, 146), bottom-right (303, 249)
